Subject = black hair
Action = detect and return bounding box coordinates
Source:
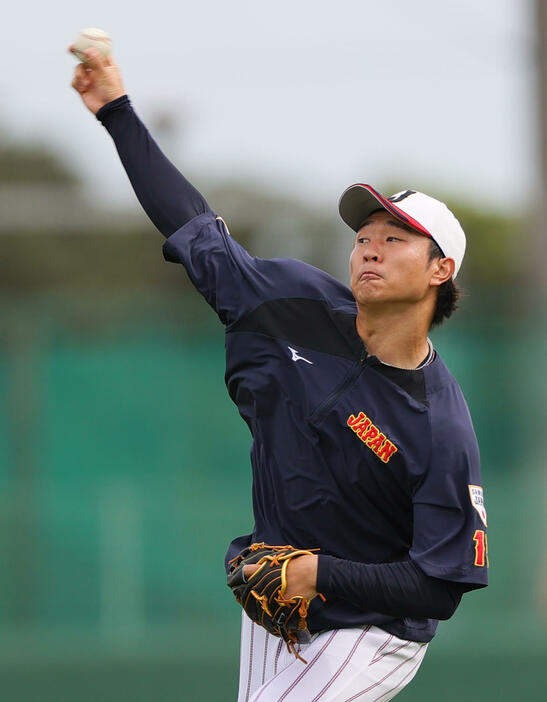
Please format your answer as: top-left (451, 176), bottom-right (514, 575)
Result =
top-left (428, 240), bottom-right (460, 328)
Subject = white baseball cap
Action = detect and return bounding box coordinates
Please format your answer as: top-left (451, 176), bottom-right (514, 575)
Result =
top-left (338, 184), bottom-right (466, 277)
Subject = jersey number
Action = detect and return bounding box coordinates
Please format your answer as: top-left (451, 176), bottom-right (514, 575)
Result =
top-left (473, 529), bottom-right (489, 567)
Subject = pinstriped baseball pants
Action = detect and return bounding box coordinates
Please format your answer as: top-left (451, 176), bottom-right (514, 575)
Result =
top-left (237, 612), bottom-right (428, 702)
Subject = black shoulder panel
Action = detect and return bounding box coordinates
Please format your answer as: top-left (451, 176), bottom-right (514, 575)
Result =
top-left (229, 298), bottom-right (363, 360)
top-left (230, 297), bottom-right (429, 405)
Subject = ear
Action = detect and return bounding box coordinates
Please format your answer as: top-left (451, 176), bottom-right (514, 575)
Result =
top-left (429, 257), bottom-right (455, 287)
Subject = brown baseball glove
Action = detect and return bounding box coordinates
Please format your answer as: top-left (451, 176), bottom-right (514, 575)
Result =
top-left (227, 542), bottom-right (325, 662)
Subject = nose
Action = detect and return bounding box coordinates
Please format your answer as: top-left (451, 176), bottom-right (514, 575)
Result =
top-left (362, 241), bottom-right (382, 263)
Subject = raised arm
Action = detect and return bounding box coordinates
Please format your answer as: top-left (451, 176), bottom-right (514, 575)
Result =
top-left (69, 47), bottom-right (210, 237)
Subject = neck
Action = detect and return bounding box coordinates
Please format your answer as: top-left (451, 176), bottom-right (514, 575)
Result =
top-left (356, 302), bottom-right (432, 370)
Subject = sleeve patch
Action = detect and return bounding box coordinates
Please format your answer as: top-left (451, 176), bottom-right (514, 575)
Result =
top-left (468, 484), bottom-right (487, 526)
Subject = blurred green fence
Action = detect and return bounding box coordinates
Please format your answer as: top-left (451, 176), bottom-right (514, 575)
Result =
top-left (0, 292), bottom-right (545, 701)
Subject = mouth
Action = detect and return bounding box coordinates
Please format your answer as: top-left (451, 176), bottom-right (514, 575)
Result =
top-left (359, 270), bottom-right (383, 281)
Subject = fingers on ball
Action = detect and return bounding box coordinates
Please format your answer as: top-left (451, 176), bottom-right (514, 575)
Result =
top-left (83, 48), bottom-right (108, 68)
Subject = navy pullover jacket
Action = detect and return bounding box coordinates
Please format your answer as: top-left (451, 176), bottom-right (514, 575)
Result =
top-left (97, 96), bottom-right (488, 643)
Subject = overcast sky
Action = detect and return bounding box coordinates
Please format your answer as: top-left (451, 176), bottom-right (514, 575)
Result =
top-left (0, 0), bottom-right (537, 212)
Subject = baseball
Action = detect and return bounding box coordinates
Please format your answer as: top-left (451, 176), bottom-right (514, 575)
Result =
top-left (71, 28), bottom-right (112, 62)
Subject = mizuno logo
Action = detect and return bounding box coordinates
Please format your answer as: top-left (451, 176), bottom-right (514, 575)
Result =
top-left (388, 190), bottom-right (416, 203)
top-left (288, 347), bottom-right (313, 365)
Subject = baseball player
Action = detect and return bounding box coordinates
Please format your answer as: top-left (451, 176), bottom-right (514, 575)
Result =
top-left (70, 48), bottom-right (488, 701)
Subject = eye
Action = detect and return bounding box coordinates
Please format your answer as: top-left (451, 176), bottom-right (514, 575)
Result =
top-left (356, 236), bottom-right (369, 244)
top-left (386, 236), bottom-right (402, 242)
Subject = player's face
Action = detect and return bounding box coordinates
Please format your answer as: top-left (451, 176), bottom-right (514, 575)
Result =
top-left (349, 210), bottom-right (442, 309)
